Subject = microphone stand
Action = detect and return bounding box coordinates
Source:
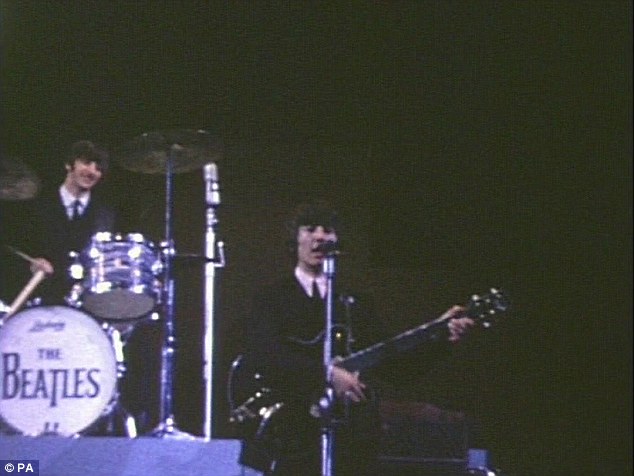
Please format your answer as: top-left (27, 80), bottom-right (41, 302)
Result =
top-left (151, 144), bottom-right (195, 440)
top-left (202, 163), bottom-right (225, 440)
top-left (320, 250), bottom-right (338, 476)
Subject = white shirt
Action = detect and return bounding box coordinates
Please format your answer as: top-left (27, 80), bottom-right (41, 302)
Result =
top-left (294, 266), bottom-right (326, 299)
top-left (59, 185), bottom-right (90, 219)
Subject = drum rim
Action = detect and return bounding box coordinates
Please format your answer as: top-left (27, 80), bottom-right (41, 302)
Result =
top-left (89, 231), bottom-right (156, 246)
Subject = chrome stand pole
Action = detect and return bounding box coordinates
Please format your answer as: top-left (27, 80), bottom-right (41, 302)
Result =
top-left (202, 163), bottom-right (225, 440)
top-left (320, 251), bottom-right (338, 476)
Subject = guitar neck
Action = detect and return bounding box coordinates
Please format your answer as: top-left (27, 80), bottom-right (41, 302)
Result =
top-left (338, 315), bottom-right (451, 373)
top-left (336, 288), bottom-right (507, 374)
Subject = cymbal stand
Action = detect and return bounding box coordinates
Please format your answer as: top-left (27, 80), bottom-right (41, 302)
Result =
top-left (151, 144), bottom-right (195, 440)
top-left (320, 250), bottom-right (338, 476)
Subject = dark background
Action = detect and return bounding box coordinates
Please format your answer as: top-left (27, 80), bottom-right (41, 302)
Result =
top-left (1, 2), bottom-right (631, 474)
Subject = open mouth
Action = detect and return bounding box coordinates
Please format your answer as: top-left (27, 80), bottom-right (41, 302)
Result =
top-left (311, 243), bottom-right (324, 253)
top-left (309, 248), bottom-right (325, 260)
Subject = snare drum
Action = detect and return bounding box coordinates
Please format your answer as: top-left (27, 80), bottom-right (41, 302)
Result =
top-left (68, 232), bottom-right (162, 320)
top-left (0, 306), bottom-right (118, 436)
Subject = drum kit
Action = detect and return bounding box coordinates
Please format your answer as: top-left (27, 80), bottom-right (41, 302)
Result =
top-left (0, 129), bottom-right (224, 440)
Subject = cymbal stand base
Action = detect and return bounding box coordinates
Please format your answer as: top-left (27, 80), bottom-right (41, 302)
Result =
top-left (149, 418), bottom-right (199, 441)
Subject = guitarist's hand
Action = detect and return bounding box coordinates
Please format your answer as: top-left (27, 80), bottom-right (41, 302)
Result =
top-left (442, 305), bottom-right (475, 343)
top-left (331, 366), bottom-right (366, 402)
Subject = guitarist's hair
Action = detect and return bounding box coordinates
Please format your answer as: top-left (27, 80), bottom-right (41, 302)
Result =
top-left (285, 200), bottom-right (340, 253)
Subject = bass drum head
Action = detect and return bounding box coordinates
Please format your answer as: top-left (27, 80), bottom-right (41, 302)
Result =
top-left (0, 306), bottom-right (117, 436)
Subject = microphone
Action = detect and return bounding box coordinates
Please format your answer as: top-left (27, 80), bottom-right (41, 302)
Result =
top-left (204, 163), bottom-right (220, 206)
top-left (314, 241), bottom-right (339, 253)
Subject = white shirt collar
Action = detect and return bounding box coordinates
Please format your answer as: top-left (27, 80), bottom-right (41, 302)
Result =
top-left (294, 266), bottom-right (326, 299)
top-left (59, 185), bottom-right (90, 217)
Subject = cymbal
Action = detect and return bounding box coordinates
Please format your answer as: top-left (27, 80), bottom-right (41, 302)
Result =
top-left (0, 157), bottom-right (40, 200)
top-left (118, 129), bottom-right (222, 174)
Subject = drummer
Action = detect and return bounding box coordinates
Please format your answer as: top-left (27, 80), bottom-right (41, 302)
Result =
top-left (15, 139), bottom-right (161, 435)
top-left (22, 140), bottom-right (114, 303)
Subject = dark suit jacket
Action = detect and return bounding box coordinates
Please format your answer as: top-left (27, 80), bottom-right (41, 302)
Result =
top-left (23, 187), bottom-right (116, 303)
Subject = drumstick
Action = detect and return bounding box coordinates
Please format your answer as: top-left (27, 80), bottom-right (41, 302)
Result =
top-left (5, 245), bottom-right (40, 266)
top-left (6, 244), bottom-right (54, 276)
top-left (4, 269), bottom-right (47, 319)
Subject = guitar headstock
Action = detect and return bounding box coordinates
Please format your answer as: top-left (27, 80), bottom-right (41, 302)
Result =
top-left (466, 288), bottom-right (509, 328)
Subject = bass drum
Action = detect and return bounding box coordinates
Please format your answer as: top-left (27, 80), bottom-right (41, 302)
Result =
top-left (0, 306), bottom-right (118, 436)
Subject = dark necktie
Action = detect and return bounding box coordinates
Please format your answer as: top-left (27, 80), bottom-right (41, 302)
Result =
top-left (311, 280), bottom-right (322, 300)
top-left (71, 200), bottom-right (82, 220)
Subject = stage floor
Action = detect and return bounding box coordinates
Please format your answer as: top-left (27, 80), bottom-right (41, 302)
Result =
top-left (0, 436), bottom-right (261, 476)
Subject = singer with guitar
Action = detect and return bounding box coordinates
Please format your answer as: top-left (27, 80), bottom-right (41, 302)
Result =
top-left (237, 201), bottom-right (476, 476)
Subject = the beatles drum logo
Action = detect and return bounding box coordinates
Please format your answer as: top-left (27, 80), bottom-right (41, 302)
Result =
top-left (1, 350), bottom-right (103, 407)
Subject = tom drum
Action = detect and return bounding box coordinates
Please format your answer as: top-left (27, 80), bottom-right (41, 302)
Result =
top-left (68, 232), bottom-right (162, 320)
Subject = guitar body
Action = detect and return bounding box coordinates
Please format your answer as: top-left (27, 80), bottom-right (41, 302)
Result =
top-left (229, 355), bottom-right (321, 465)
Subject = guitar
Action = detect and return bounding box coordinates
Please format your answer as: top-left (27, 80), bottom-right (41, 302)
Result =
top-left (229, 288), bottom-right (509, 459)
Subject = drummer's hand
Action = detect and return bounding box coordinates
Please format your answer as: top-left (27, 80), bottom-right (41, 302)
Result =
top-left (331, 366), bottom-right (366, 403)
top-left (30, 258), bottom-right (54, 275)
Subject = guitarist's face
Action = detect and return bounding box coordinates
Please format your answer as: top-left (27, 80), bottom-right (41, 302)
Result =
top-left (296, 224), bottom-right (338, 275)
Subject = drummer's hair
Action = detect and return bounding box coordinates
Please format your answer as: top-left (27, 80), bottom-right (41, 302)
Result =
top-left (66, 140), bottom-right (109, 174)
top-left (285, 200), bottom-right (339, 253)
